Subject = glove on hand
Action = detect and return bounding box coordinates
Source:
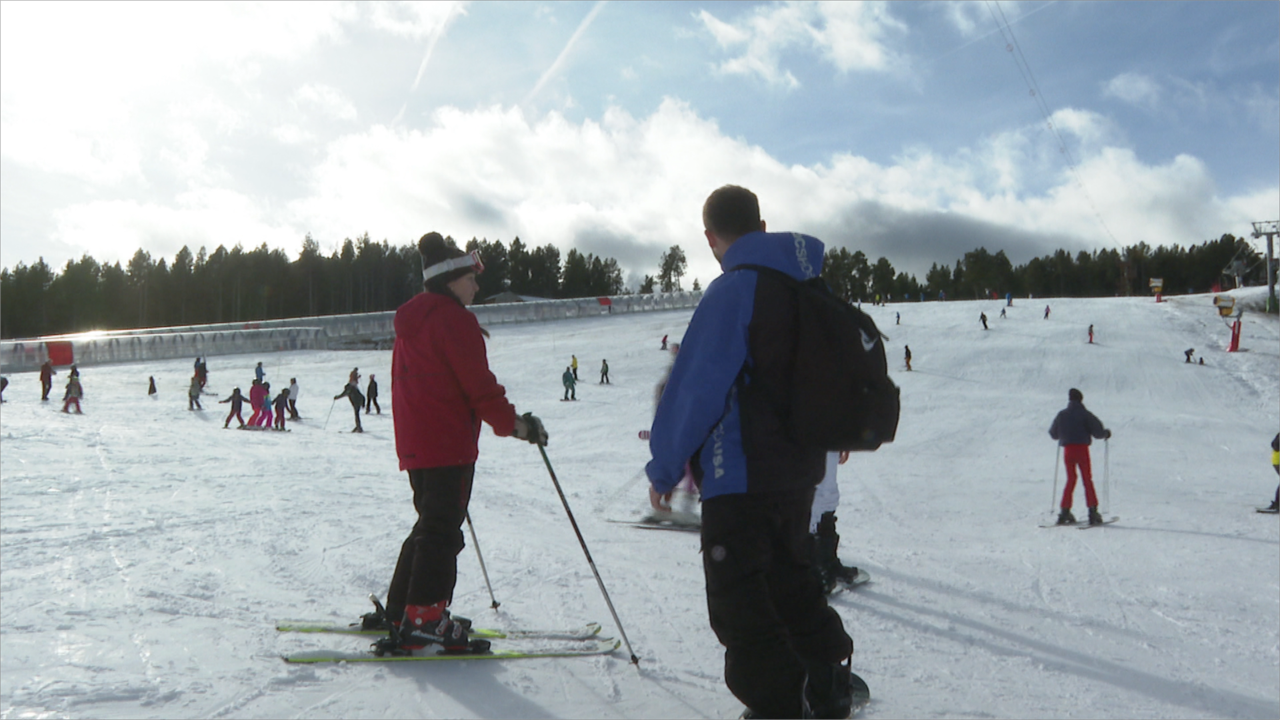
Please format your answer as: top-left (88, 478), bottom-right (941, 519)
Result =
top-left (513, 412), bottom-right (549, 446)
top-left (1104, 429), bottom-right (1113, 439)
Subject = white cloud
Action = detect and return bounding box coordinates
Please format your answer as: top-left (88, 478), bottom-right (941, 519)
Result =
top-left (368, 1), bottom-right (464, 39)
top-left (294, 84), bottom-right (359, 122)
top-left (1103, 72), bottom-right (1162, 108)
top-left (696, 1), bottom-right (905, 88)
top-left (49, 189), bottom-right (301, 267)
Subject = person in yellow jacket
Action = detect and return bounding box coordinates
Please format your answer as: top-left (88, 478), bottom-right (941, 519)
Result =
top-left (570, 355), bottom-right (579, 381)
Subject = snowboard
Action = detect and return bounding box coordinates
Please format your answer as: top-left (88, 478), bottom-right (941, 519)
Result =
top-left (1257, 507), bottom-right (1279, 514)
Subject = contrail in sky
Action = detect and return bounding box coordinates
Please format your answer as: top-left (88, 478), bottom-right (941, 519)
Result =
top-left (411, 2), bottom-right (462, 92)
top-left (524, 0), bottom-right (606, 105)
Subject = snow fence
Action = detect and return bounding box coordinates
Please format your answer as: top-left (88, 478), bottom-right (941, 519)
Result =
top-left (0, 292), bottom-right (702, 373)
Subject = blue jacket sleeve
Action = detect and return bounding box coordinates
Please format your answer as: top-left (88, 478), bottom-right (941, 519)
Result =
top-left (646, 272), bottom-right (755, 494)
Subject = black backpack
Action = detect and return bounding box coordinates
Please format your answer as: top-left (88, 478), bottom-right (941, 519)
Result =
top-left (737, 264), bottom-right (900, 451)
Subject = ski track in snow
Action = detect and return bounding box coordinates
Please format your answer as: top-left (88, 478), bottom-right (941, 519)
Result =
top-left (2, 290), bottom-right (1278, 719)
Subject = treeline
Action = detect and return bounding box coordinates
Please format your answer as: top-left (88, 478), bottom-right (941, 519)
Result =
top-left (0, 232), bottom-right (1265, 340)
top-left (821, 233), bottom-right (1265, 304)
top-left (0, 234), bottom-right (632, 340)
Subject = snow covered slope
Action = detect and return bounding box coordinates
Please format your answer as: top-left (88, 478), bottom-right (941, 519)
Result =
top-left (2, 290), bottom-right (1277, 719)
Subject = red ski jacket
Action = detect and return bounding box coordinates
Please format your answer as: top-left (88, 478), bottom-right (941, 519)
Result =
top-left (392, 291), bottom-right (517, 470)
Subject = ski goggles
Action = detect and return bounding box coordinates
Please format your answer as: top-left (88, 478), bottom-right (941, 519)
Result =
top-left (422, 250), bottom-right (485, 282)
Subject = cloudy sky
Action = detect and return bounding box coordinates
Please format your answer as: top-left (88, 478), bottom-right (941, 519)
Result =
top-left (2, 1), bottom-right (1277, 288)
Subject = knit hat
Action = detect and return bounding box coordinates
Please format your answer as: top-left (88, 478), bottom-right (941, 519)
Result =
top-left (1068, 388), bottom-right (1083, 403)
top-left (419, 232), bottom-right (483, 294)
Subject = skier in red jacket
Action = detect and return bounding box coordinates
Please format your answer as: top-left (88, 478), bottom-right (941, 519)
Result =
top-left (377, 232), bottom-right (547, 652)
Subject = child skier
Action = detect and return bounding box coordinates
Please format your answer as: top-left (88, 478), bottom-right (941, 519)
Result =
top-left (1265, 434), bottom-right (1279, 513)
top-left (1049, 388), bottom-right (1112, 525)
top-left (258, 382), bottom-right (274, 428)
top-left (273, 388), bottom-right (290, 431)
top-left (219, 387), bottom-right (247, 428)
top-left (62, 370), bottom-right (83, 414)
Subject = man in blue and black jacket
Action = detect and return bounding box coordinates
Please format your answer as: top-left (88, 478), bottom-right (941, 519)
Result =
top-left (647, 185), bottom-right (855, 719)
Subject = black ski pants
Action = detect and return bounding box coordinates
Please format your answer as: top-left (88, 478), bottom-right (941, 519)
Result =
top-left (701, 489), bottom-right (853, 718)
top-left (386, 465), bottom-right (474, 620)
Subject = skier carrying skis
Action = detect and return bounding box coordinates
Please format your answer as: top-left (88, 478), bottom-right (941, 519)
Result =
top-left (1049, 388), bottom-right (1112, 526)
top-left (373, 231), bottom-right (547, 652)
top-left (647, 185), bottom-right (856, 719)
top-left (333, 379), bottom-right (364, 433)
top-left (365, 374), bottom-right (380, 414)
top-left (219, 387), bottom-right (247, 428)
top-left (562, 367), bottom-right (576, 401)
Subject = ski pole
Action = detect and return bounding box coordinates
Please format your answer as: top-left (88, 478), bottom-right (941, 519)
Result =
top-left (1050, 445), bottom-right (1061, 515)
top-left (537, 444), bottom-right (640, 665)
top-left (322, 398), bottom-right (336, 431)
top-left (465, 511), bottom-right (500, 610)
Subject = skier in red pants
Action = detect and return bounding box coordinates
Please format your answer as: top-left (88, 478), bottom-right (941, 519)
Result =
top-left (1049, 388), bottom-right (1112, 525)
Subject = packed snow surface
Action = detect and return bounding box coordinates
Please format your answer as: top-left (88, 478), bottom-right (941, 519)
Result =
top-left (2, 290), bottom-right (1278, 719)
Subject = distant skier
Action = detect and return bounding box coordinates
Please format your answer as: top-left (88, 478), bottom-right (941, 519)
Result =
top-left (40, 360), bottom-right (55, 401)
top-left (1049, 388), bottom-right (1112, 526)
top-left (600, 359), bottom-right (610, 384)
top-left (999, 307), bottom-right (1006, 319)
top-left (571, 355), bottom-right (579, 381)
top-left (194, 357), bottom-right (208, 389)
top-left (0, 376), bottom-right (7, 402)
top-left (247, 379), bottom-right (267, 426)
top-left (255, 361), bottom-right (265, 383)
top-left (334, 379), bottom-right (364, 432)
top-left (904, 345), bottom-right (912, 372)
top-left (288, 378), bottom-right (300, 419)
top-left (1088, 325), bottom-right (1095, 344)
top-left (1265, 434), bottom-right (1279, 513)
top-left (219, 387), bottom-right (247, 429)
top-left (188, 374), bottom-right (203, 411)
top-left (365, 374), bottom-right (380, 415)
top-left (62, 370), bottom-right (83, 414)
top-left (259, 382), bottom-right (274, 428)
top-left (661, 334), bottom-right (668, 351)
top-left (980, 312), bottom-right (988, 330)
top-left (148, 376), bottom-right (157, 397)
top-left (273, 388), bottom-right (290, 431)
top-left (562, 366), bottom-right (576, 401)
top-left (349, 367), bottom-right (360, 386)
top-left (1044, 305), bottom-right (1051, 319)
top-left (895, 312), bottom-right (900, 325)
top-left (1184, 348), bottom-right (1195, 364)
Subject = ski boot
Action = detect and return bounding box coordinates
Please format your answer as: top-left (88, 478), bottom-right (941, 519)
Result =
top-left (361, 595), bottom-right (472, 633)
top-left (1055, 509), bottom-right (1076, 526)
top-left (802, 655), bottom-right (860, 719)
top-left (1087, 507), bottom-right (1104, 526)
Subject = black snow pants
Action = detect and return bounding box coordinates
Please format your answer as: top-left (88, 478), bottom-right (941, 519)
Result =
top-left (701, 489), bottom-right (853, 718)
top-left (385, 465), bottom-right (474, 620)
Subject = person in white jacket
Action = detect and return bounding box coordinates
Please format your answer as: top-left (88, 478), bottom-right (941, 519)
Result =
top-left (288, 379), bottom-right (300, 420)
top-left (810, 451), bottom-right (859, 592)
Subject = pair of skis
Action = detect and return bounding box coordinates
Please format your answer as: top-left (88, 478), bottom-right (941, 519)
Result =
top-left (1038, 516), bottom-right (1119, 529)
top-left (278, 598), bottom-right (618, 664)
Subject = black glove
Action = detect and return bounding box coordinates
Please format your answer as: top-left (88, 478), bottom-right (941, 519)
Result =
top-left (1104, 429), bottom-right (1112, 439)
top-left (514, 412), bottom-right (548, 446)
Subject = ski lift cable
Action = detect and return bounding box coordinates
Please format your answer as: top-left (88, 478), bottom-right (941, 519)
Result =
top-left (984, 0), bottom-right (1120, 247)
